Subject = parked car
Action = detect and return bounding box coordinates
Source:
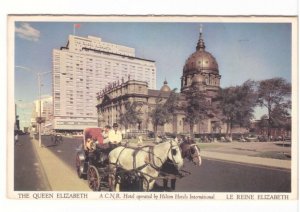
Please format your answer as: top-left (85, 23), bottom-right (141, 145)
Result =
top-left (245, 134), bottom-right (258, 142)
top-left (258, 135), bottom-right (268, 142)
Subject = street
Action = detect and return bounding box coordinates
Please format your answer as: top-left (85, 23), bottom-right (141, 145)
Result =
top-left (174, 158), bottom-right (290, 192)
top-left (14, 135), bottom-right (291, 192)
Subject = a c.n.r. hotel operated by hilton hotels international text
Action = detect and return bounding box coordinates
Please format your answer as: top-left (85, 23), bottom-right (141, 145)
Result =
top-left (52, 35), bottom-right (156, 131)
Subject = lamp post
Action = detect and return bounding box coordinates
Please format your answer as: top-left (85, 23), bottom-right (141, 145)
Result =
top-left (16, 65), bottom-right (51, 147)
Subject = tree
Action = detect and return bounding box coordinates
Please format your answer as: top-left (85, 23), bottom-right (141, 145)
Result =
top-left (217, 80), bottom-right (257, 136)
top-left (149, 89), bottom-right (179, 138)
top-left (163, 89), bottom-right (179, 114)
top-left (257, 78), bottom-right (291, 139)
top-left (257, 114), bottom-right (269, 129)
top-left (184, 86), bottom-right (211, 137)
top-left (119, 101), bottom-right (143, 131)
top-left (149, 106), bottom-right (169, 137)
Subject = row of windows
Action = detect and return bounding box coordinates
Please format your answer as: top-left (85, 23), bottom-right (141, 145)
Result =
top-left (56, 121), bottom-right (97, 125)
top-left (62, 54), bottom-right (155, 69)
top-left (61, 67), bottom-right (155, 81)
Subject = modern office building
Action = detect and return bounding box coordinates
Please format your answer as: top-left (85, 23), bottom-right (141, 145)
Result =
top-left (52, 35), bottom-right (156, 131)
top-left (31, 96), bottom-right (53, 133)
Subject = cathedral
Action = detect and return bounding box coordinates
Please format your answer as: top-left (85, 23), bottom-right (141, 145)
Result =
top-left (96, 28), bottom-right (226, 135)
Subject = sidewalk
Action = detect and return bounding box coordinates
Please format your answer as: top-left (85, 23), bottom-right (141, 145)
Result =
top-left (201, 151), bottom-right (291, 169)
top-left (31, 137), bottom-right (90, 191)
top-left (199, 141), bottom-right (291, 170)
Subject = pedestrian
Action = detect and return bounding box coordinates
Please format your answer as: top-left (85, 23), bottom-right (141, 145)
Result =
top-left (137, 135), bottom-right (143, 146)
top-left (14, 130), bottom-right (19, 145)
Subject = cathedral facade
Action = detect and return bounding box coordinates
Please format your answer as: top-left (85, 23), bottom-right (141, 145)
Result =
top-left (96, 29), bottom-right (226, 135)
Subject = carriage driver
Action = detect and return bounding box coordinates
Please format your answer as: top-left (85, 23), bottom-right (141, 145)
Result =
top-left (108, 123), bottom-right (122, 146)
top-left (103, 123), bottom-right (122, 148)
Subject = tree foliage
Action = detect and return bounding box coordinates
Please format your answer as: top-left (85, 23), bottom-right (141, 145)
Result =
top-left (119, 101), bottom-right (143, 130)
top-left (217, 80), bottom-right (258, 135)
top-left (184, 86), bottom-right (212, 136)
top-left (257, 77), bottom-right (291, 137)
top-left (257, 114), bottom-right (269, 129)
top-left (149, 89), bottom-right (179, 137)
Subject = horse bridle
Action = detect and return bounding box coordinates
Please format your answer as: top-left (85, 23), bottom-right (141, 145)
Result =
top-left (188, 144), bottom-right (201, 161)
top-left (167, 140), bottom-right (181, 165)
top-left (149, 140), bottom-right (181, 170)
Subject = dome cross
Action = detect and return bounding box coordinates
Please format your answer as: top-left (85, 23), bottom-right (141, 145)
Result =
top-left (196, 24), bottom-right (206, 51)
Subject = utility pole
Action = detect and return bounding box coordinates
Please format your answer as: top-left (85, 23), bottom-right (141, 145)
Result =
top-left (16, 65), bottom-right (50, 148)
top-left (38, 73), bottom-right (42, 148)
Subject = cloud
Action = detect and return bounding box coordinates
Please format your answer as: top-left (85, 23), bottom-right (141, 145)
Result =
top-left (15, 23), bottom-right (40, 42)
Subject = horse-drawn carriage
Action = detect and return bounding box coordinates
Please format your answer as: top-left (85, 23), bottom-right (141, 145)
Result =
top-left (76, 127), bottom-right (114, 191)
top-left (76, 127), bottom-right (202, 192)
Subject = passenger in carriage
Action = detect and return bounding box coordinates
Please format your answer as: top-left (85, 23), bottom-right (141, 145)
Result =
top-left (84, 124), bottom-right (122, 165)
top-left (84, 128), bottom-right (103, 151)
top-left (102, 125), bottom-right (112, 146)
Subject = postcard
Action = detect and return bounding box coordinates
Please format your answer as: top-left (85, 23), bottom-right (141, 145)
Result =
top-left (7, 15), bottom-right (298, 201)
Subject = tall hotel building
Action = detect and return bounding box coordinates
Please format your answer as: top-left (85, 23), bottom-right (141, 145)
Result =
top-left (53, 35), bottom-right (156, 131)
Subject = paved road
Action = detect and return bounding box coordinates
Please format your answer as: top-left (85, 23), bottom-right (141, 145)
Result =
top-left (40, 135), bottom-right (82, 176)
top-left (171, 159), bottom-right (290, 192)
top-left (39, 136), bottom-right (291, 192)
top-left (14, 135), bottom-right (51, 191)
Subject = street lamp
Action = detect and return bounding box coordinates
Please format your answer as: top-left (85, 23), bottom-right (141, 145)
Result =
top-left (15, 65), bottom-right (51, 147)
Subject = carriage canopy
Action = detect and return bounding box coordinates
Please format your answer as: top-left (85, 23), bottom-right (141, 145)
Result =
top-left (83, 127), bottom-right (104, 145)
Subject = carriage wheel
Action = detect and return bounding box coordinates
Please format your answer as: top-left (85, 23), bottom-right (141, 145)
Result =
top-left (87, 165), bottom-right (101, 191)
top-left (75, 153), bottom-right (86, 179)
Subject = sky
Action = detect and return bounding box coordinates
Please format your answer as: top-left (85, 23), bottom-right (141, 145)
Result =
top-left (14, 21), bottom-right (292, 129)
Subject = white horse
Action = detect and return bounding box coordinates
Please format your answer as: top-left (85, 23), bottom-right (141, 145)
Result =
top-left (108, 139), bottom-right (184, 191)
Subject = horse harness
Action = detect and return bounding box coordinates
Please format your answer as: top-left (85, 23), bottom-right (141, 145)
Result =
top-left (111, 141), bottom-right (181, 182)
